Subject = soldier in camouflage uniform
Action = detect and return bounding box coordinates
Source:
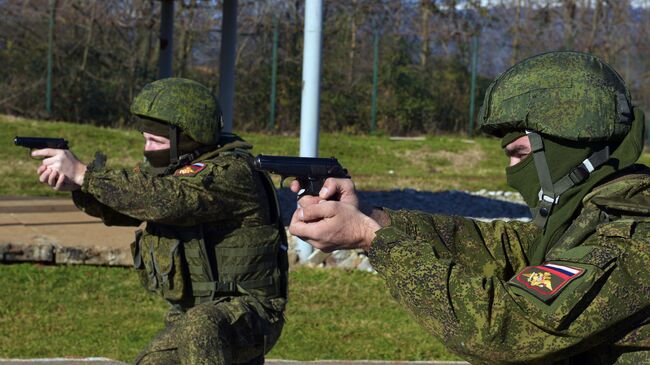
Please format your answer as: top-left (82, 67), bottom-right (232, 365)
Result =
top-left (289, 51), bottom-right (649, 364)
top-left (33, 78), bottom-right (288, 365)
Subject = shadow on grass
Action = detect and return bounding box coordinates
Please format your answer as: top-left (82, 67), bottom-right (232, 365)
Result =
top-left (277, 188), bottom-right (531, 226)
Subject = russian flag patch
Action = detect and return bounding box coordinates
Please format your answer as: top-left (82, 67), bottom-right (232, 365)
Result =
top-left (508, 263), bottom-right (585, 303)
top-left (173, 162), bottom-right (207, 177)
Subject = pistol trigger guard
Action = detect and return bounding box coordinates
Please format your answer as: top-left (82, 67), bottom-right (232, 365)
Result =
top-left (279, 176), bottom-right (288, 189)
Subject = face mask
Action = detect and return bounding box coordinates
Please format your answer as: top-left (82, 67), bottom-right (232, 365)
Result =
top-left (506, 154), bottom-right (541, 208)
top-left (144, 149), bottom-right (171, 168)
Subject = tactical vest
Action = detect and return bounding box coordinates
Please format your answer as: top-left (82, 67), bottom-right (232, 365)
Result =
top-left (131, 142), bottom-right (288, 311)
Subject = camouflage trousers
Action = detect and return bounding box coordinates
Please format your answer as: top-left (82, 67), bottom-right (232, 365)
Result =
top-left (134, 296), bottom-right (284, 365)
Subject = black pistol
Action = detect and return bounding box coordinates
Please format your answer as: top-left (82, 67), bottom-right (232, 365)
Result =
top-left (14, 136), bottom-right (69, 150)
top-left (253, 155), bottom-right (350, 197)
top-left (14, 137), bottom-right (70, 158)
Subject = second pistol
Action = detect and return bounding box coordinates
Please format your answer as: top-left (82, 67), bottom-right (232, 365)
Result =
top-left (253, 155), bottom-right (350, 197)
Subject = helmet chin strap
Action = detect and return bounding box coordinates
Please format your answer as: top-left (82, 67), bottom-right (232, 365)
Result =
top-left (162, 124), bottom-right (194, 175)
top-left (525, 130), bottom-right (610, 230)
top-left (169, 124), bottom-right (179, 164)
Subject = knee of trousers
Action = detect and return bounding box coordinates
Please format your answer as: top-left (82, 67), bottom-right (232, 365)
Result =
top-left (178, 304), bottom-right (232, 341)
top-left (135, 348), bottom-right (178, 365)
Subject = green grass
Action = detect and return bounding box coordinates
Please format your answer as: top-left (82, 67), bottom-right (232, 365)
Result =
top-left (6, 114), bottom-right (649, 195)
top-left (3, 114), bottom-right (513, 196)
top-left (0, 264), bottom-right (457, 362)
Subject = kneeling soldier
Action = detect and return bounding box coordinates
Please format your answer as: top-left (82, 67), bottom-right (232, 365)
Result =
top-left (34, 78), bottom-right (288, 365)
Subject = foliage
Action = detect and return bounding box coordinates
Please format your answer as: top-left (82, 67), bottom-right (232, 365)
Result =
top-left (0, 1), bottom-right (489, 135)
top-left (0, 264), bottom-right (459, 361)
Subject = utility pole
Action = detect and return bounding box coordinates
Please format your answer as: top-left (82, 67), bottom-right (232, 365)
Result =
top-left (468, 34), bottom-right (479, 138)
top-left (219, 0), bottom-right (238, 132)
top-left (370, 29), bottom-right (380, 133)
top-left (158, 0), bottom-right (174, 79)
top-left (269, 15), bottom-right (279, 131)
top-left (296, 0), bottom-right (324, 262)
top-left (46, 0), bottom-right (57, 117)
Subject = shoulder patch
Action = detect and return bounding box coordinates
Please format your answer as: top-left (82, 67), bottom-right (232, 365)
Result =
top-left (173, 162), bottom-right (207, 177)
top-left (508, 263), bottom-right (585, 303)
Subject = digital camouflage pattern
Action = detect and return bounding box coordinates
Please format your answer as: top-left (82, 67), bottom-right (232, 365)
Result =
top-left (72, 139), bottom-right (287, 365)
top-left (134, 296), bottom-right (284, 365)
top-left (130, 78), bottom-right (223, 145)
top-left (368, 169), bottom-right (650, 365)
top-left (479, 51), bottom-right (634, 142)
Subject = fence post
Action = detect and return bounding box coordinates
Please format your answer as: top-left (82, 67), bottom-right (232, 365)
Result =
top-left (46, 0), bottom-right (57, 118)
top-left (158, 0), bottom-right (175, 79)
top-left (269, 16), bottom-right (279, 131)
top-left (468, 34), bottom-right (479, 138)
top-left (370, 29), bottom-right (380, 134)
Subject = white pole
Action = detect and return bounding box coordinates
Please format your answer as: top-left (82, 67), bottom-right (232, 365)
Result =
top-left (296, 0), bottom-right (324, 262)
top-left (219, 0), bottom-right (237, 133)
top-left (299, 0), bottom-right (322, 158)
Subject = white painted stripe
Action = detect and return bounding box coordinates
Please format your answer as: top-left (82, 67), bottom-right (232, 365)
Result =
top-left (545, 263), bottom-right (579, 275)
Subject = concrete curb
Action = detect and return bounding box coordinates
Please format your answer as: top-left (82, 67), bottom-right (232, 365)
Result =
top-left (1, 231), bottom-right (375, 272)
top-left (0, 360), bottom-right (469, 365)
top-left (266, 361), bottom-right (469, 365)
top-left (0, 359), bottom-right (125, 365)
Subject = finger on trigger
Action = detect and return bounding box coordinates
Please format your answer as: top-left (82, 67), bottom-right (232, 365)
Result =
top-left (290, 180), bottom-right (301, 193)
top-left (31, 148), bottom-right (55, 158)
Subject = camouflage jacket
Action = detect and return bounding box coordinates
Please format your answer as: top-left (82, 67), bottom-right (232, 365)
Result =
top-left (369, 167), bottom-right (650, 365)
top-left (72, 141), bottom-right (288, 313)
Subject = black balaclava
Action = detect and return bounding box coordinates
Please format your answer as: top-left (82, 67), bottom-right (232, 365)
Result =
top-left (136, 117), bottom-right (203, 175)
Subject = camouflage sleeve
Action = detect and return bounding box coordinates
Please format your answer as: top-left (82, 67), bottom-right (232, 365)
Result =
top-left (382, 208), bottom-right (537, 272)
top-left (368, 210), bottom-right (650, 364)
top-left (80, 155), bottom-right (261, 226)
top-left (71, 190), bottom-right (142, 227)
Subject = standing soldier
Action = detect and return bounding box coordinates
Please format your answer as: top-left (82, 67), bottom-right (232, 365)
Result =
top-left (289, 51), bottom-right (649, 364)
top-left (34, 78), bottom-right (288, 365)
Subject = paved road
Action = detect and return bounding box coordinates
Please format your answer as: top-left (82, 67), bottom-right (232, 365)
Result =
top-left (0, 196), bottom-right (134, 251)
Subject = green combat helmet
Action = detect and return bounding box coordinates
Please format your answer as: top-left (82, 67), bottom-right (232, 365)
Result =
top-left (478, 51), bottom-right (642, 230)
top-left (131, 78), bottom-right (223, 166)
top-left (479, 51), bottom-right (634, 142)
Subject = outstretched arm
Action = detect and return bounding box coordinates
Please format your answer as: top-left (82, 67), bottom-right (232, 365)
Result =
top-left (369, 212), bottom-right (648, 364)
top-left (79, 154), bottom-right (261, 226)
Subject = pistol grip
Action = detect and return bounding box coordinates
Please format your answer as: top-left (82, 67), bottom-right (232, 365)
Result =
top-left (297, 178), bottom-right (323, 198)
